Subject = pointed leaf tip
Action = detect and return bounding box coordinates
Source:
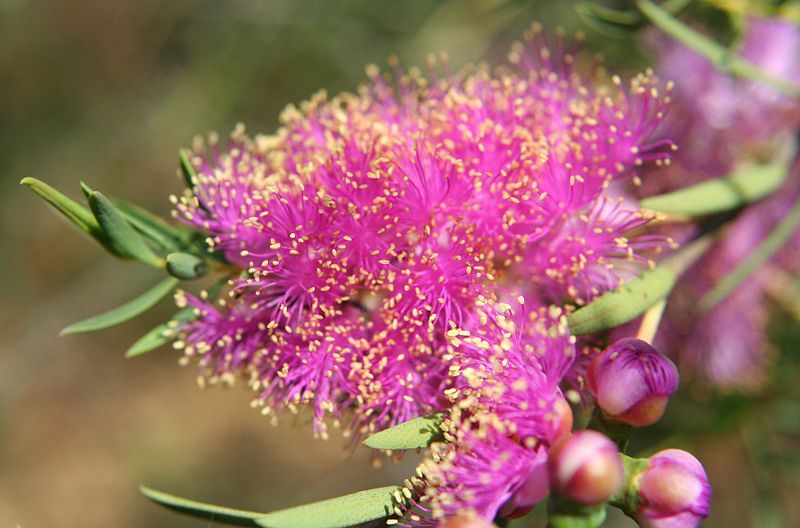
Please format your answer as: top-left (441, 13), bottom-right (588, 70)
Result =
top-left (255, 486), bottom-right (403, 528)
top-left (21, 177), bottom-right (104, 240)
top-left (364, 412), bottom-right (446, 450)
top-left (140, 485), bottom-right (263, 526)
top-left (88, 191), bottom-right (165, 267)
top-left (61, 277), bottom-right (179, 335)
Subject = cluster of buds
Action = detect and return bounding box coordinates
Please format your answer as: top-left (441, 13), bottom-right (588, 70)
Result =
top-left (535, 339), bottom-right (708, 528)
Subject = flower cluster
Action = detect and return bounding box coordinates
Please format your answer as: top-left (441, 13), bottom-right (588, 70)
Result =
top-left (171, 26), bottom-right (673, 442)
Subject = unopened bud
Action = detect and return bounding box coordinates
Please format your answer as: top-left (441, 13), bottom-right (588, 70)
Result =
top-left (635, 449), bottom-right (711, 528)
top-left (437, 514), bottom-right (495, 528)
top-left (498, 453), bottom-right (549, 519)
top-left (545, 395), bottom-right (574, 444)
top-left (548, 430), bottom-right (623, 506)
top-left (587, 338), bottom-right (678, 427)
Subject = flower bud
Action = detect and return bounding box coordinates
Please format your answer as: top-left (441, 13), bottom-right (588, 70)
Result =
top-left (438, 514), bottom-right (495, 528)
top-left (587, 338), bottom-right (678, 427)
top-left (548, 430), bottom-right (623, 506)
top-left (635, 449), bottom-right (711, 528)
top-left (498, 455), bottom-right (549, 519)
top-left (546, 395), bottom-right (574, 444)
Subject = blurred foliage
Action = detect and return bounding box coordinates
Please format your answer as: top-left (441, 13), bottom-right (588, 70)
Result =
top-left (1, 1), bottom-right (798, 527)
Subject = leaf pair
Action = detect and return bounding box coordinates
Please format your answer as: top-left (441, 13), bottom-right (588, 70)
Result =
top-left (23, 176), bottom-right (215, 340)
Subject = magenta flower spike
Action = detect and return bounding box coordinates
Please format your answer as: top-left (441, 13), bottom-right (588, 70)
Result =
top-left (547, 430), bottom-right (624, 506)
top-left (635, 449), bottom-right (711, 528)
top-left (587, 338), bottom-right (679, 427)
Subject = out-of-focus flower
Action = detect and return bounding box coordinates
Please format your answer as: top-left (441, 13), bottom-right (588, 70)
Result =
top-left (647, 16), bottom-right (800, 389)
top-left (587, 338), bottom-right (678, 427)
top-left (547, 430), bottom-right (623, 506)
top-left (635, 449), bottom-right (711, 528)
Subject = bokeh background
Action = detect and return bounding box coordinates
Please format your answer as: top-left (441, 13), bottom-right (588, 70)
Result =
top-left (2, 1), bottom-right (798, 527)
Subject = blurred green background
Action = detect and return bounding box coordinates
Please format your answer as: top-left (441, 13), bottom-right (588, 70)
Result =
top-left (1, 1), bottom-right (798, 527)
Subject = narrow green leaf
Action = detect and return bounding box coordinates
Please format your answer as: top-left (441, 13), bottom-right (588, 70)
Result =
top-left (576, 0), bottom-right (692, 35)
top-left (166, 252), bottom-right (208, 280)
top-left (567, 237), bottom-right (712, 335)
top-left (126, 277), bottom-right (229, 357)
top-left (20, 177), bottom-right (105, 242)
top-left (636, 0), bottom-right (800, 97)
top-left (61, 277), bottom-right (180, 335)
top-left (125, 307), bottom-right (194, 358)
top-left (114, 199), bottom-right (190, 253)
top-left (255, 486), bottom-right (402, 528)
top-left (88, 191), bottom-right (165, 267)
top-left (700, 194), bottom-right (800, 310)
top-left (140, 485), bottom-right (263, 527)
top-left (567, 265), bottom-right (677, 336)
top-left (640, 161), bottom-right (789, 216)
top-left (179, 148), bottom-right (199, 188)
top-left (363, 412), bottom-right (446, 450)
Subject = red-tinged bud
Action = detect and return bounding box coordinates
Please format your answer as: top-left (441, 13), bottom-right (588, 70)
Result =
top-left (546, 395), bottom-right (574, 444)
top-left (587, 338), bottom-right (678, 427)
top-left (635, 449), bottom-right (711, 528)
top-left (437, 514), bottom-right (496, 528)
top-left (498, 454), bottom-right (549, 519)
top-left (548, 430), bottom-right (623, 506)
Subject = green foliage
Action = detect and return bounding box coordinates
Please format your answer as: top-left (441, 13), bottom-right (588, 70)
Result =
top-left (640, 161), bottom-right (790, 216)
top-left (125, 306), bottom-right (195, 358)
top-left (20, 177), bottom-right (109, 249)
top-left (88, 191), bottom-right (165, 267)
top-left (61, 277), bottom-right (180, 335)
top-left (140, 485), bottom-right (263, 526)
top-left (636, 0), bottom-right (800, 97)
top-left (363, 412), bottom-right (446, 450)
top-left (166, 252), bottom-right (208, 280)
top-left (700, 193), bottom-right (800, 310)
top-left (255, 486), bottom-right (403, 528)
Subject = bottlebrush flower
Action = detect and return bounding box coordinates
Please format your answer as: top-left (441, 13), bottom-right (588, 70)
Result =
top-left (171, 25), bottom-right (673, 438)
top-left (587, 338), bottom-right (679, 427)
top-left (635, 449), bottom-right (711, 528)
top-left (547, 430), bottom-right (623, 506)
top-left (398, 302), bottom-right (574, 524)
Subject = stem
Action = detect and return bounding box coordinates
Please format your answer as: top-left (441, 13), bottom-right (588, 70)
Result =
top-left (700, 193), bottom-right (800, 311)
top-left (636, 299), bottom-right (667, 344)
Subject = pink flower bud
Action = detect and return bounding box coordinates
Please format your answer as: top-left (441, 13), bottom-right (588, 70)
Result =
top-left (636, 449), bottom-right (711, 528)
top-left (547, 430), bottom-right (623, 506)
top-left (587, 338), bottom-right (679, 427)
top-left (438, 514), bottom-right (496, 528)
top-left (498, 454), bottom-right (549, 519)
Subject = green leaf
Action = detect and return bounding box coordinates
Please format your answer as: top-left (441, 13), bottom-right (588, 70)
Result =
top-left (125, 307), bottom-right (194, 358)
top-left (88, 191), bottom-right (165, 267)
top-left (567, 265), bottom-right (677, 336)
top-left (20, 177), bottom-right (107, 244)
top-left (113, 199), bottom-right (190, 253)
top-left (179, 148), bottom-right (199, 188)
top-left (640, 161), bottom-right (790, 216)
top-left (567, 237), bottom-right (712, 335)
top-left (700, 193), bottom-right (800, 311)
top-left (255, 486), bottom-right (403, 528)
top-left (576, 0), bottom-right (692, 36)
top-left (140, 485), bottom-right (263, 527)
top-left (166, 252), bottom-right (208, 280)
top-left (363, 412), bottom-right (446, 450)
top-left (126, 277), bottom-right (229, 357)
top-left (636, 0), bottom-right (800, 97)
top-left (61, 277), bottom-right (180, 335)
